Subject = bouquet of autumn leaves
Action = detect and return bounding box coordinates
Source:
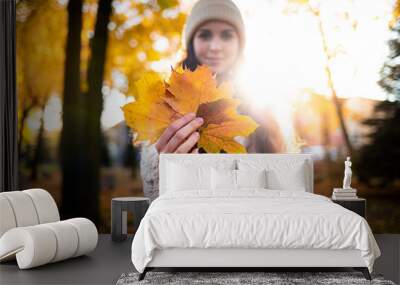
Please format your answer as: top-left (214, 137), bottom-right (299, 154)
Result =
top-left (122, 65), bottom-right (259, 153)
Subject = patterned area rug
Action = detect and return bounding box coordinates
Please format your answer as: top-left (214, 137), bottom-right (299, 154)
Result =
top-left (116, 271), bottom-right (396, 285)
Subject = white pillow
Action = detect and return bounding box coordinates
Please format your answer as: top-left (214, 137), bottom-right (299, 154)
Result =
top-left (238, 159), bottom-right (307, 191)
top-left (211, 169), bottom-right (268, 190)
top-left (212, 168), bottom-right (236, 190)
top-left (236, 169), bottom-right (267, 189)
top-left (266, 168), bottom-right (306, 191)
top-left (167, 162), bottom-right (212, 191)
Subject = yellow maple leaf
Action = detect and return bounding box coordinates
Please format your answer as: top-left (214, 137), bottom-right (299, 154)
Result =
top-left (122, 65), bottom-right (258, 153)
top-left (197, 98), bottom-right (259, 153)
top-left (122, 72), bottom-right (179, 144)
top-left (165, 65), bottom-right (233, 115)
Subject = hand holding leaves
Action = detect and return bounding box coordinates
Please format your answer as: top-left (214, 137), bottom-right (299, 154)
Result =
top-left (122, 65), bottom-right (258, 153)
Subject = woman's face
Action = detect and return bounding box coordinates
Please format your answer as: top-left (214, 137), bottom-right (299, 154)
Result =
top-left (193, 20), bottom-right (240, 75)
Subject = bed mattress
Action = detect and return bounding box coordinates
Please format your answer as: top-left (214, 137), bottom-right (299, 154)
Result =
top-left (131, 189), bottom-right (380, 273)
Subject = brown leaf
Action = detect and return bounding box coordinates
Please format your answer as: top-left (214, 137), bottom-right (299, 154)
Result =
top-left (197, 98), bottom-right (259, 153)
top-left (165, 65), bottom-right (233, 115)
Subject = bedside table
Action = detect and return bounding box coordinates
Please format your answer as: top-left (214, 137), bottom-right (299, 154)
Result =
top-left (331, 197), bottom-right (366, 218)
top-left (111, 197), bottom-right (150, 242)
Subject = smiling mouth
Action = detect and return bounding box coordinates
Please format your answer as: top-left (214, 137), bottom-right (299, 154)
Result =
top-left (206, 58), bottom-right (223, 64)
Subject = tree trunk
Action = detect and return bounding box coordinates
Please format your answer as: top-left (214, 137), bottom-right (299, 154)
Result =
top-left (310, 5), bottom-right (354, 156)
top-left (18, 104), bottom-right (32, 161)
top-left (60, 0), bottom-right (86, 220)
top-left (30, 105), bottom-right (45, 181)
top-left (321, 110), bottom-right (331, 161)
top-left (81, 0), bottom-right (113, 225)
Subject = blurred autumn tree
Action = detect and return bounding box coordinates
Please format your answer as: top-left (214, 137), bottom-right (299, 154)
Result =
top-left (60, 0), bottom-right (185, 224)
top-left (60, 0), bottom-right (94, 222)
top-left (355, 6), bottom-right (400, 187)
top-left (16, 0), bottom-right (66, 180)
top-left (293, 91), bottom-right (341, 155)
top-left (285, 0), bottom-right (354, 155)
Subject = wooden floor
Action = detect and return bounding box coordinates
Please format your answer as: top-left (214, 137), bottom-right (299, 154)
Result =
top-left (0, 234), bottom-right (399, 285)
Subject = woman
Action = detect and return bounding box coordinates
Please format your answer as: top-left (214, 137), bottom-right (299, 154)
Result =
top-left (140, 0), bottom-right (286, 202)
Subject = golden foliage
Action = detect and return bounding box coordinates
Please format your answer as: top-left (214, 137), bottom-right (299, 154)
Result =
top-left (17, 0), bottom-right (186, 105)
top-left (122, 72), bottom-right (179, 144)
top-left (103, 0), bottom-right (186, 95)
top-left (80, 0), bottom-right (98, 92)
top-left (16, 0), bottom-right (67, 145)
top-left (123, 65), bottom-right (258, 153)
top-left (292, 91), bottom-right (366, 146)
top-left (390, 0), bottom-right (400, 28)
top-left (17, 0), bottom-right (67, 108)
top-left (76, 0), bottom-right (186, 93)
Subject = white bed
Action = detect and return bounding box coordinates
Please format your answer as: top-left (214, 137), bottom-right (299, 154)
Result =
top-left (131, 154), bottom-right (380, 281)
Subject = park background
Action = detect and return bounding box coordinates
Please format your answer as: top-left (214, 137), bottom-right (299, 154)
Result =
top-left (17, 0), bottom-right (400, 233)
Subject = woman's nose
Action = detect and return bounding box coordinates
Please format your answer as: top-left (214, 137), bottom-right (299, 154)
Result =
top-left (209, 38), bottom-right (222, 51)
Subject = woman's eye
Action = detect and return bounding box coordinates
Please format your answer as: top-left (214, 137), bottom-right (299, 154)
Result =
top-left (198, 31), bottom-right (212, 40)
top-left (221, 31), bottom-right (234, 41)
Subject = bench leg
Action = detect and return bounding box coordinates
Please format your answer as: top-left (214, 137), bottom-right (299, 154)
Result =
top-left (354, 267), bottom-right (371, 280)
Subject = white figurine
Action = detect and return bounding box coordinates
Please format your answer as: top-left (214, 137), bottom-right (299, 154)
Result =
top-left (343, 156), bottom-right (352, 189)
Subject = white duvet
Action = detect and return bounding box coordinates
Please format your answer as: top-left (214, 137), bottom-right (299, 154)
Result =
top-left (131, 189), bottom-right (380, 273)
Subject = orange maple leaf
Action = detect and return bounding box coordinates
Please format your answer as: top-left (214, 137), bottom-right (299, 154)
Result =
top-left (122, 65), bottom-right (258, 152)
top-left (165, 65), bottom-right (233, 115)
top-left (122, 72), bottom-right (180, 144)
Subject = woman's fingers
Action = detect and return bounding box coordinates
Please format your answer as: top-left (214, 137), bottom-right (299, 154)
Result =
top-left (191, 147), bottom-right (199, 154)
top-left (162, 117), bottom-right (204, 153)
top-left (155, 112), bottom-right (196, 153)
top-left (175, 132), bottom-right (200, 154)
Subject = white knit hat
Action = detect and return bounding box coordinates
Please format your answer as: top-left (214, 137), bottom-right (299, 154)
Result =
top-left (183, 0), bottom-right (245, 50)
